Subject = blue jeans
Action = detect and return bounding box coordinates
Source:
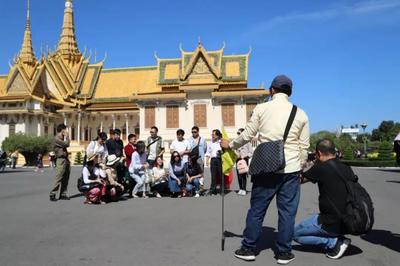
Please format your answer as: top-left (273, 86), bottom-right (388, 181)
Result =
top-left (293, 214), bottom-right (338, 250)
top-left (186, 178), bottom-right (200, 194)
top-left (242, 172), bottom-right (300, 253)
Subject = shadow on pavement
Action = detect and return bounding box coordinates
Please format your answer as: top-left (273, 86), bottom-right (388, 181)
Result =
top-left (292, 243), bottom-right (363, 257)
top-left (255, 226), bottom-right (277, 254)
top-left (223, 227), bottom-right (277, 254)
top-left (69, 193), bottom-right (84, 199)
top-left (386, 180), bottom-right (400, 184)
top-left (0, 170), bottom-right (32, 174)
top-left (224, 231), bottom-right (243, 238)
top-left (361, 229), bottom-right (400, 253)
top-left (377, 169), bottom-right (400, 173)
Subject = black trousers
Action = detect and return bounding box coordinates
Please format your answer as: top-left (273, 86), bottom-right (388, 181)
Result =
top-left (236, 157), bottom-right (249, 191)
top-left (151, 181), bottom-right (169, 195)
top-left (210, 157), bottom-right (222, 190)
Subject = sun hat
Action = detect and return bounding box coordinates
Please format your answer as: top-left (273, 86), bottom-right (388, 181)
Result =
top-left (87, 153), bottom-right (98, 162)
top-left (106, 154), bottom-right (120, 166)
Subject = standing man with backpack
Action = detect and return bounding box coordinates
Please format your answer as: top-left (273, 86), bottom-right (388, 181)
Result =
top-left (146, 126), bottom-right (165, 168)
top-left (221, 75), bottom-right (310, 264)
top-left (294, 138), bottom-right (373, 260)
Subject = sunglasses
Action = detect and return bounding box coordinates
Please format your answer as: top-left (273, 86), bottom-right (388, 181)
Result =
top-left (150, 131), bottom-right (156, 134)
top-left (237, 132), bottom-right (241, 135)
top-left (191, 131), bottom-right (198, 134)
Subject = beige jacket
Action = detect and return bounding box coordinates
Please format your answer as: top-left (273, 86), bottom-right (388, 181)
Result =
top-left (229, 93), bottom-right (310, 173)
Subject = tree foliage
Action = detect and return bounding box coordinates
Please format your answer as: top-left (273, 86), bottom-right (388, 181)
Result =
top-left (371, 121), bottom-right (400, 141)
top-left (378, 141), bottom-right (394, 161)
top-left (74, 151), bottom-right (83, 165)
top-left (1, 133), bottom-right (53, 166)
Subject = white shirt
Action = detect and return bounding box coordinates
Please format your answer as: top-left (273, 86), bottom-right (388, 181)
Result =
top-left (229, 93), bottom-right (310, 173)
top-left (129, 151), bottom-right (147, 175)
top-left (86, 141), bottom-right (108, 163)
top-left (82, 166), bottom-right (106, 184)
top-left (152, 167), bottom-right (167, 182)
top-left (146, 137), bottom-right (164, 160)
top-left (205, 141), bottom-right (222, 158)
top-left (170, 139), bottom-right (191, 163)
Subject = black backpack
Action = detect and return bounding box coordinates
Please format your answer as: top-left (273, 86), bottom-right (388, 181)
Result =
top-left (326, 161), bottom-right (374, 235)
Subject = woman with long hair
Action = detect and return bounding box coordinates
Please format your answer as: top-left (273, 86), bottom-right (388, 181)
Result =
top-left (185, 155), bottom-right (203, 197)
top-left (86, 132), bottom-right (108, 164)
top-left (128, 141), bottom-right (149, 198)
top-left (168, 151), bottom-right (186, 197)
top-left (150, 156), bottom-right (169, 198)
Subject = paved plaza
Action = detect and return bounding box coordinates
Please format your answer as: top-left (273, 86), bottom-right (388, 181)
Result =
top-left (0, 166), bottom-right (399, 266)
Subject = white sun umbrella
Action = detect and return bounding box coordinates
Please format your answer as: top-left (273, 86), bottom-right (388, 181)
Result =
top-left (395, 133), bottom-right (400, 141)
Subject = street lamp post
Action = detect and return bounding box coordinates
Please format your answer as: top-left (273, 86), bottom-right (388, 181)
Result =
top-left (361, 123), bottom-right (368, 158)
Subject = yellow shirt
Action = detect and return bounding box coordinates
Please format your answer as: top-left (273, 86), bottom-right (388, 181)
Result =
top-left (229, 93), bottom-right (310, 173)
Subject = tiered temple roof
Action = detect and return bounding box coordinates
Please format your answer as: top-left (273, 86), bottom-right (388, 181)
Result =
top-left (0, 0), bottom-right (268, 110)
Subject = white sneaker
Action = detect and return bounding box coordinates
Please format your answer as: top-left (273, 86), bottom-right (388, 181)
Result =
top-left (241, 190), bottom-right (247, 196)
top-left (194, 193), bottom-right (200, 198)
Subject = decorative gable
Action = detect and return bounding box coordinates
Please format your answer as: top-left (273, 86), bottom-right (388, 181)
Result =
top-left (7, 71), bottom-right (30, 95)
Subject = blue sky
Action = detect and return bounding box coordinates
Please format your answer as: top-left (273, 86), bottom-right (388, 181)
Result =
top-left (1, 0), bottom-right (399, 133)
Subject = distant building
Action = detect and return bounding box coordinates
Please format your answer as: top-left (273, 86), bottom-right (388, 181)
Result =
top-left (341, 127), bottom-right (360, 140)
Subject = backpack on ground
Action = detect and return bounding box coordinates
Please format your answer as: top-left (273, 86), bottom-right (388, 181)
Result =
top-left (327, 161), bottom-right (374, 235)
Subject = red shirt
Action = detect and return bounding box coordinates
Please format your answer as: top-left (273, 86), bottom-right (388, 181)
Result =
top-left (124, 143), bottom-right (136, 167)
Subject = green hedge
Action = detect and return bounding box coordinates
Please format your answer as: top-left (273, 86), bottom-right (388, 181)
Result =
top-left (342, 160), bottom-right (397, 167)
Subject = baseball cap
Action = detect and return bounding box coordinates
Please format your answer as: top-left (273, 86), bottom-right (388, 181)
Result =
top-left (270, 75), bottom-right (292, 90)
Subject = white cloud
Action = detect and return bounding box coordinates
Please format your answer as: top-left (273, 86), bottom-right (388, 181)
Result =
top-left (246, 0), bottom-right (400, 35)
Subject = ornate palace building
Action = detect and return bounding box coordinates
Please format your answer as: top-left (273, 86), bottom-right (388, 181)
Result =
top-left (0, 0), bottom-right (268, 161)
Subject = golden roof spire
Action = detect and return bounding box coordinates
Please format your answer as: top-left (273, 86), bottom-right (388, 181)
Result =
top-left (57, 0), bottom-right (81, 61)
top-left (17, 0), bottom-right (37, 65)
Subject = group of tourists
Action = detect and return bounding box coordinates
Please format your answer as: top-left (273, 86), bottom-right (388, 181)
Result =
top-left (47, 74), bottom-right (375, 265)
top-left (49, 124), bottom-right (253, 205)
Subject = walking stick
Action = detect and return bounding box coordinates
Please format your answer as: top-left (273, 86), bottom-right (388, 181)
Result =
top-left (221, 176), bottom-right (225, 250)
top-left (221, 160), bottom-right (225, 251)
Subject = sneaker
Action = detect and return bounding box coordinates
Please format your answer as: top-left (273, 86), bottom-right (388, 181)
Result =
top-left (194, 193), bottom-right (200, 198)
top-left (241, 190), bottom-right (247, 196)
top-left (326, 237), bottom-right (351, 259)
top-left (49, 194), bottom-right (57, 202)
top-left (276, 252), bottom-right (295, 265)
top-left (234, 247), bottom-right (256, 261)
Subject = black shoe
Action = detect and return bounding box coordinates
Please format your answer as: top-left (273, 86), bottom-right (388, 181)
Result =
top-left (326, 237), bottom-right (351, 259)
top-left (234, 247), bottom-right (256, 261)
top-left (59, 195), bottom-right (70, 200)
top-left (276, 252), bottom-right (295, 265)
top-left (49, 194), bottom-right (57, 202)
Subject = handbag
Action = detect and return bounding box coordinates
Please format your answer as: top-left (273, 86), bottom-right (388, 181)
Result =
top-left (236, 159), bottom-right (249, 174)
top-left (248, 105), bottom-right (297, 176)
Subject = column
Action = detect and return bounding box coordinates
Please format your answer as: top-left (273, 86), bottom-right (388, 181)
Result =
top-left (112, 114), bottom-right (116, 130)
top-left (77, 112), bottom-right (82, 145)
top-left (100, 114), bottom-right (104, 132)
top-left (63, 112), bottom-right (67, 126)
top-left (125, 113), bottom-right (129, 142)
top-left (37, 115), bottom-right (42, 136)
